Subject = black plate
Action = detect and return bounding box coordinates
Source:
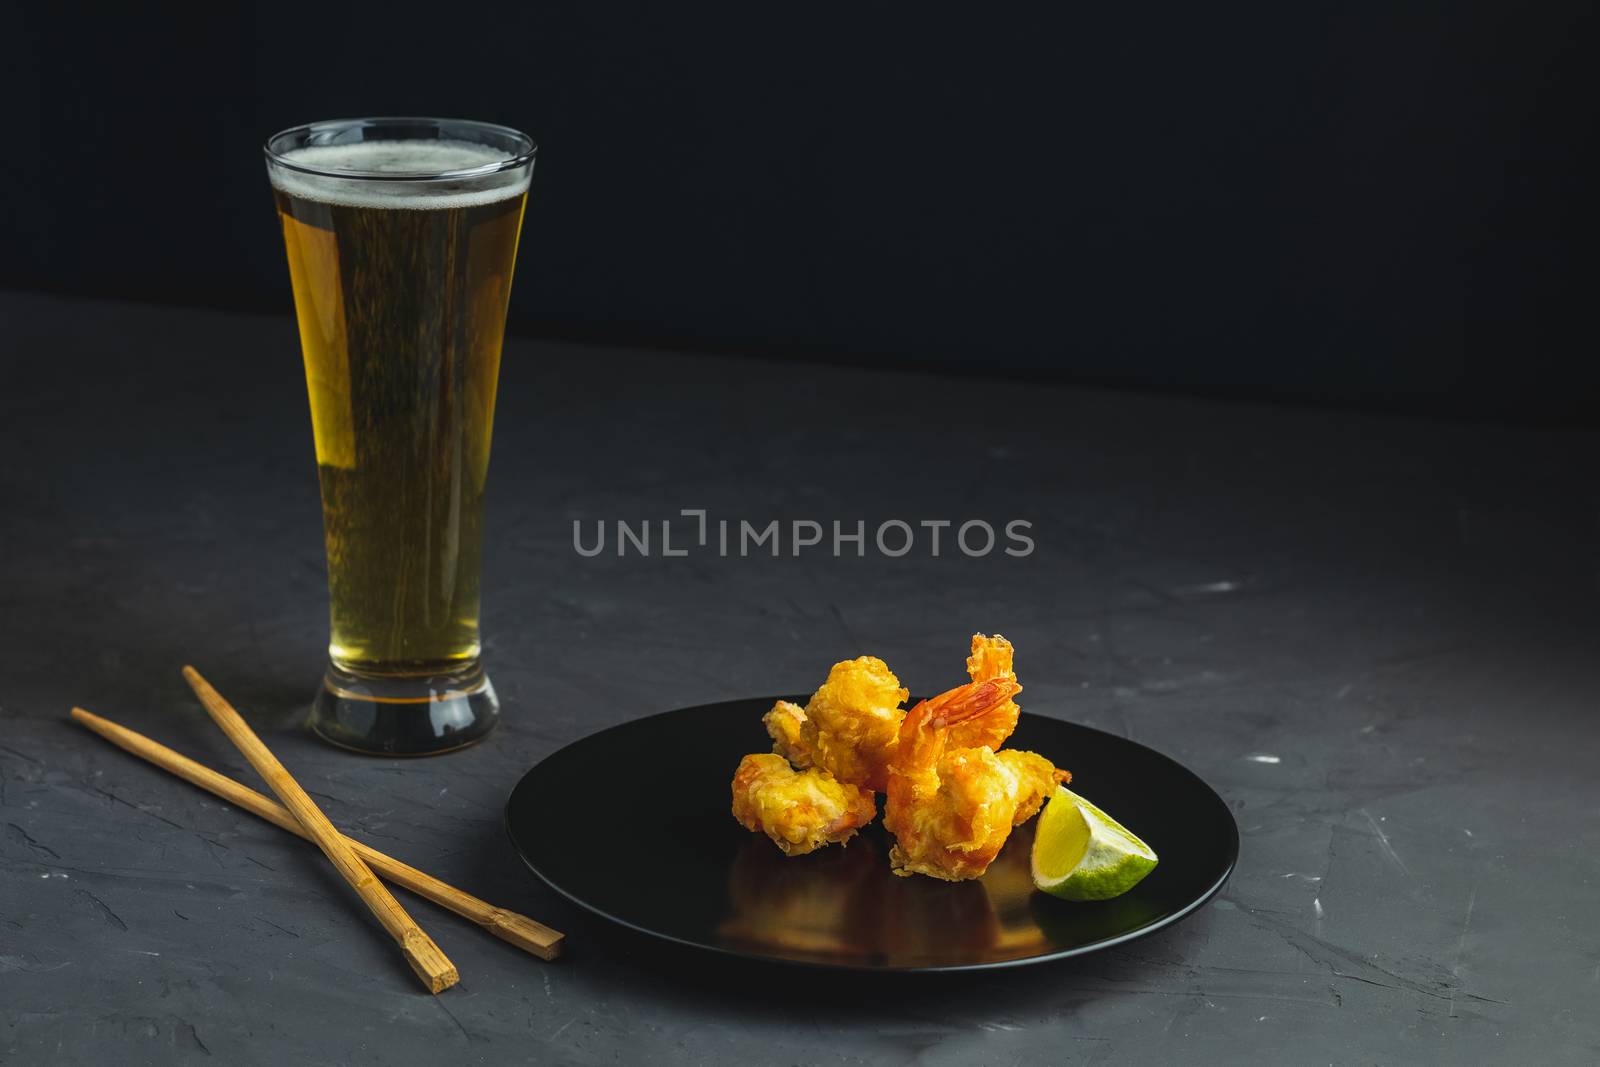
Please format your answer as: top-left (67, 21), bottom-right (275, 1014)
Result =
top-left (506, 697), bottom-right (1238, 972)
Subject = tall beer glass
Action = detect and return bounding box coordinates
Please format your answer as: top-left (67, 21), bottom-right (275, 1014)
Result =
top-left (264, 118), bottom-right (535, 755)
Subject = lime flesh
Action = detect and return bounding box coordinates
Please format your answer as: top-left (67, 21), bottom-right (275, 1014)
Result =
top-left (1032, 785), bottom-right (1158, 901)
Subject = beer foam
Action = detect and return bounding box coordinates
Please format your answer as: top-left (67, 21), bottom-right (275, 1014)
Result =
top-left (269, 139), bottom-right (531, 209)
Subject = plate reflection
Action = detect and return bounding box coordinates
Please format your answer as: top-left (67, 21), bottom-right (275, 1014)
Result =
top-left (717, 823), bottom-right (1056, 968)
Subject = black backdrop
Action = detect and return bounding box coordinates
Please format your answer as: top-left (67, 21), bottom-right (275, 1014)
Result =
top-left (6, 4), bottom-right (1594, 416)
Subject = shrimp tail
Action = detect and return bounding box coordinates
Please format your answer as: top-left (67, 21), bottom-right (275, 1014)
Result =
top-left (924, 677), bottom-right (1021, 729)
top-left (890, 677), bottom-right (1023, 783)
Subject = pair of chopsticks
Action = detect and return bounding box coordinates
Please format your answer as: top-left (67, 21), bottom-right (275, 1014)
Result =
top-left (71, 666), bottom-right (562, 994)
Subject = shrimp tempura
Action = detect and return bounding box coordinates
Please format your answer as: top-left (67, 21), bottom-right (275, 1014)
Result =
top-left (948, 634), bottom-right (1021, 752)
top-left (883, 678), bottom-right (1068, 881)
top-left (798, 656), bottom-right (909, 792)
top-left (731, 754), bottom-right (877, 856)
top-left (762, 700), bottom-right (813, 768)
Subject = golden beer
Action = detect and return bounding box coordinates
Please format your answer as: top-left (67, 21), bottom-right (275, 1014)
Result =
top-left (266, 120), bottom-right (535, 753)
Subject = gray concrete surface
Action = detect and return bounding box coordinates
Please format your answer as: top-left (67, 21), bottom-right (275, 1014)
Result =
top-left (2, 291), bottom-right (1598, 1064)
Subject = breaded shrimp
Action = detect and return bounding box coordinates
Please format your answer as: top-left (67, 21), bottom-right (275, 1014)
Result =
top-left (994, 749), bottom-right (1070, 826)
top-left (762, 700), bottom-right (813, 768)
top-left (798, 656), bottom-right (909, 792)
top-left (731, 754), bottom-right (878, 857)
top-left (883, 679), bottom-right (1068, 881)
top-left (947, 634), bottom-right (1021, 752)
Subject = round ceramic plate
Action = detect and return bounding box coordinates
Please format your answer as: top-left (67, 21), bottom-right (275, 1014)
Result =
top-left (505, 697), bottom-right (1237, 972)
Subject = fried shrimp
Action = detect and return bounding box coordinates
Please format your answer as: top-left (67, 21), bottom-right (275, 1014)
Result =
top-left (731, 754), bottom-right (878, 856)
top-left (947, 634), bottom-right (1021, 753)
top-left (798, 656), bottom-right (909, 792)
top-left (994, 749), bottom-right (1071, 825)
top-left (762, 700), bottom-right (813, 768)
top-left (883, 678), bottom-right (1069, 881)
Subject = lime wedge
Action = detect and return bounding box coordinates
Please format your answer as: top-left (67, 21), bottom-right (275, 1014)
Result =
top-left (1032, 785), bottom-right (1158, 901)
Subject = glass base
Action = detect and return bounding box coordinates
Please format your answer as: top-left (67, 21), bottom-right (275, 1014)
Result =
top-left (308, 660), bottom-right (500, 756)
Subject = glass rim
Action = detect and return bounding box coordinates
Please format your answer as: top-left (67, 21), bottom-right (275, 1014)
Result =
top-left (263, 116), bottom-right (537, 183)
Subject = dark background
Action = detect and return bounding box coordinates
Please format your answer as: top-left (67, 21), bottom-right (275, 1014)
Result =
top-left (5, 4), bottom-right (1594, 417)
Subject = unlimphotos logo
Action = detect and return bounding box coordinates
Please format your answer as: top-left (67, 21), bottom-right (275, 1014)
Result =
top-left (573, 510), bottom-right (1035, 559)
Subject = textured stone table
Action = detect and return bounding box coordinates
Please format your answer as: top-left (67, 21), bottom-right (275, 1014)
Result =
top-left (3, 291), bottom-right (1597, 1064)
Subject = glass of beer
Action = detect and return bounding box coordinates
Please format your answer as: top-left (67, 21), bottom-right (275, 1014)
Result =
top-left (264, 118), bottom-right (535, 755)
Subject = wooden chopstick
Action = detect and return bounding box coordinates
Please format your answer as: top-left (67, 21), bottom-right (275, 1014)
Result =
top-left (180, 666), bottom-right (458, 993)
top-left (70, 706), bottom-right (563, 961)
